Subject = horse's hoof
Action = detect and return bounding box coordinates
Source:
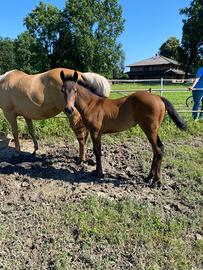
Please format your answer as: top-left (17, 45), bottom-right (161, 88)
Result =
top-left (32, 150), bottom-right (37, 156)
top-left (86, 159), bottom-right (95, 166)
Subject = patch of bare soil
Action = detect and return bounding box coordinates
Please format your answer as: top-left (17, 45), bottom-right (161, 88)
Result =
top-left (0, 138), bottom-right (201, 269)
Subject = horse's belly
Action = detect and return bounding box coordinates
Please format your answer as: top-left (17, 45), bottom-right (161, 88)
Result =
top-left (16, 105), bottom-right (61, 120)
top-left (104, 119), bottom-right (137, 134)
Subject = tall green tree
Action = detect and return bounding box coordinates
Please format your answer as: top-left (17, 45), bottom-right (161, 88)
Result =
top-left (93, 0), bottom-right (125, 77)
top-left (180, 0), bottom-right (203, 76)
top-left (62, 0), bottom-right (125, 77)
top-left (14, 31), bottom-right (49, 73)
top-left (23, 0), bottom-right (125, 77)
top-left (159, 37), bottom-right (181, 61)
top-left (24, 1), bottom-right (62, 68)
top-left (61, 0), bottom-right (97, 71)
top-left (0, 37), bottom-right (16, 74)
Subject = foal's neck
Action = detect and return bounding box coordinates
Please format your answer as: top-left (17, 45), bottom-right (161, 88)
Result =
top-left (76, 85), bottom-right (100, 114)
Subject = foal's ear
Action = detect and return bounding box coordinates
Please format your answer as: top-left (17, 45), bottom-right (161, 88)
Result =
top-left (60, 70), bottom-right (65, 82)
top-left (73, 71), bottom-right (79, 82)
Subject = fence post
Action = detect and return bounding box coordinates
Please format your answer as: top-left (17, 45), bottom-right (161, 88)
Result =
top-left (160, 77), bottom-right (164, 96)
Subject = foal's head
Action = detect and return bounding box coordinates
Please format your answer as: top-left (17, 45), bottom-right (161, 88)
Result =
top-left (60, 70), bottom-right (79, 115)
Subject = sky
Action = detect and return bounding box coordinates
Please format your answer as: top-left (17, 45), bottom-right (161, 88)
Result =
top-left (0, 0), bottom-right (191, 70)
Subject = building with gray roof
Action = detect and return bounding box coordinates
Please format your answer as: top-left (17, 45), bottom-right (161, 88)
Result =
top-left (127, 55), bottom-right (185, 79)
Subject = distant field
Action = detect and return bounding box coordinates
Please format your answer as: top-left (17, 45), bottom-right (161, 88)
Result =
top-left (111, 82), bottom-right (191, 91)
top-left (111, 82), bottom-right (192, 109)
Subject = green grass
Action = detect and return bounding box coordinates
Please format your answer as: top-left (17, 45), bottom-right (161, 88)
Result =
top-left (53, 196), bottom-right (202, 270)
top-left (4, 194), bottom-right (200, 269)
top-left (111, 82), bottom-right (191, 91)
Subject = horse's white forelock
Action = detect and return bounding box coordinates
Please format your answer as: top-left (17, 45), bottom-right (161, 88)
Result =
top-left (82, 72), bottom-right (111, 97)
top-left (0, 70), bottom-right (15, 81)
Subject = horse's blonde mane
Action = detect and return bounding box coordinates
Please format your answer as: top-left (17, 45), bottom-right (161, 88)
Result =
top-left (0, 70), bottom-right (15, 81)
top-left (82, 72), bottom-right (111, 97)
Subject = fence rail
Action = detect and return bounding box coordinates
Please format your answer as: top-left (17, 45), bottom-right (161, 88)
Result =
top-left (110, 78), bottom-right (203, 114)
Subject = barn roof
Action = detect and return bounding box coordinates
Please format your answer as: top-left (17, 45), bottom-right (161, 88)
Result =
top-left (127, 55), bottom-right (180, 67)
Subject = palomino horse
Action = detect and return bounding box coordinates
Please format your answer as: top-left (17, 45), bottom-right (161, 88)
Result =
top-left (60, 70), bottom-right (187, 187)
top-left (0, 68), bottom-right (111, 161)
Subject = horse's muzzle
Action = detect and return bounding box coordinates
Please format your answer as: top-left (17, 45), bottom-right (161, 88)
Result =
top-left (65, 107), bottom-right (74, 115)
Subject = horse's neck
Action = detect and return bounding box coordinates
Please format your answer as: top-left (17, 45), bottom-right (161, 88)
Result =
top-left (76, 86), bottom-right (99, 114)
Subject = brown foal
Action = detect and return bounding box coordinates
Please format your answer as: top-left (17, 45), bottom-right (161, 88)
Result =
top-left (60, 70), bottom-right (187, 187)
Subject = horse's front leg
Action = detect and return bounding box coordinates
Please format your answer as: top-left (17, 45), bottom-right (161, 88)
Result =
top-left (24, 117), bottom-right (38, 155)
top-left (91, 131), bottom-right (103, 178)
top-left (4, 110), bottom-right (20, 152)
top-left (67, 110), bottom-right (89, 163)
top-left (77, 130), bottom-right (89, 162)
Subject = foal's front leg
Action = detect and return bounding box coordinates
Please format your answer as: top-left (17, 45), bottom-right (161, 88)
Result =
top-left (91, 131), bottom-right (103, 178)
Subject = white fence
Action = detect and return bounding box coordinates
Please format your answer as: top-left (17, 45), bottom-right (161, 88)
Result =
top-left (111, 78), bottom-right (203, 114)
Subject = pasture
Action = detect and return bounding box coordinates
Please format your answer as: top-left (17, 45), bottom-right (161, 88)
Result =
top-left (0, 83), bottom-right (203, 270)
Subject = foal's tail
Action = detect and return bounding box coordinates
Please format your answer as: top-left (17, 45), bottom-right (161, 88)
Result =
top-left (160, 97), bottom-right (187, 130)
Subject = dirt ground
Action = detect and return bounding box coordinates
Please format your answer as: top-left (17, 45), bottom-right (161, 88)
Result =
top-left (0, 138), bottom-right (202, 269)
top-left (0, 138), bottom-right (181, 201)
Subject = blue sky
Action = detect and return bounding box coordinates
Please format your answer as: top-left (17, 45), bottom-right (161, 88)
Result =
top-left (0, 0), bottom-right (191, 69)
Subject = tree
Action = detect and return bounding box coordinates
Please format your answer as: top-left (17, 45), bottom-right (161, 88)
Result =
top-left (0, 37), bottom-right (16, 74)
top-left (23, 0), bottom-right (125, 77)
top-left (14, 32), bottom-right (49, 73)
top-left (180, 0), bottom-right (203, 76)
top-left (61, 0), bottom-right (125, 77)
top-left (24, 1), bottom-right (62, 68)
top-left (159, 37), bottom-right (180, 61)
top-left (61, 0), bottom-right (97, 71)
top-left (93, 0), bottom-right (125, 77)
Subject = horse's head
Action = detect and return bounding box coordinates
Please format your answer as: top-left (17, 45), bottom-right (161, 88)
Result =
top-left (60, 70), bottom-right (79, 115)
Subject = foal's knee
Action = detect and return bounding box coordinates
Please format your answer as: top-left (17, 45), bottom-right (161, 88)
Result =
top-left (155, 147), bottom-right (164, 160)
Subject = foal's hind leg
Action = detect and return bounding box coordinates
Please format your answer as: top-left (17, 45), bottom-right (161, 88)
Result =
top-left (3, 110), bottom-right (20, 152)
top-left (142, 127), bottom-right (164, 187)
top-left (24, 118), bottom-right (38, 154)
top-left (156, 136), bottom-right (164, 179)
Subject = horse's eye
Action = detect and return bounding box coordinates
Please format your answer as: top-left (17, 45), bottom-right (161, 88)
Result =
top-left (61, 87), bottom-right (65, 93)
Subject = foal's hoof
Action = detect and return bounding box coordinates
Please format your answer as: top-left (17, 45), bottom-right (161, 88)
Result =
top-left (148, 180), bottom-right (161, 189)
top-left (75, 157), bottom-right (83, 165)
top-left (91, 170), bottom-right (104, 179)
top-left (13, 151), bottom-right (20, 158)
top-left (144, 174), bottom-right (153, 183)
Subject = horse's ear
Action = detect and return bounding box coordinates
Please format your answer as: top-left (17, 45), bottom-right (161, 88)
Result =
top-left (60, 70), bottom-right (65, 82)
top-left (73, 71), bottom-right (79, 82)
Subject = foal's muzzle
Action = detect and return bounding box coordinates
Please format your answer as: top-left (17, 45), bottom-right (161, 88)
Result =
top-left (65, 107), bottom-right (74, 115)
